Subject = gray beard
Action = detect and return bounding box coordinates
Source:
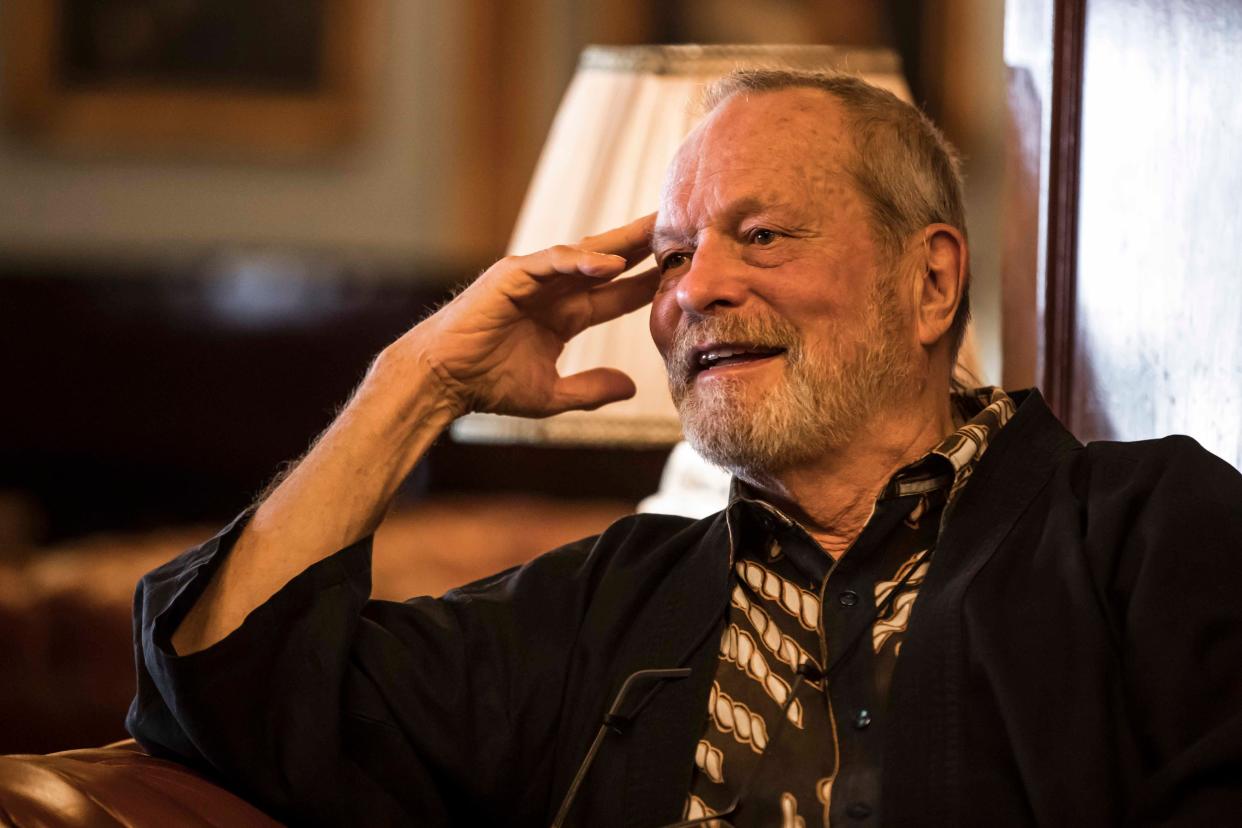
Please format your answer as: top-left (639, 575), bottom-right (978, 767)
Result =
top-left (665, 287), bottom-right (913, 480)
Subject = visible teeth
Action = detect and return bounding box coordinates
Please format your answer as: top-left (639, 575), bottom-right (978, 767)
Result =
top-left (697, 347), bottom-right (775, 367)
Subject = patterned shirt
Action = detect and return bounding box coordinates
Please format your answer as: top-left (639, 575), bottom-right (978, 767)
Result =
top-left (683, 388), bottom-right (1016, 827)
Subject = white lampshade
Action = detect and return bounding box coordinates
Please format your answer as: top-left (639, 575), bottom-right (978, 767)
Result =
top-left (452, 44), bottom-right (913, 447)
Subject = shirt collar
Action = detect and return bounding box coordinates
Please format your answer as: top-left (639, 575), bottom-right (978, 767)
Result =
top-left (725, 386), bottom-right (1016, 536)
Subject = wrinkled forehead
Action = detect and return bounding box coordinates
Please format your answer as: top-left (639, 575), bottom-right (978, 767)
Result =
top-left (658, 88), bottom-right (855, 227)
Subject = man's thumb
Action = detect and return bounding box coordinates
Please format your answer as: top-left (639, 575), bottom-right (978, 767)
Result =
top-left (548, 368), bottom-right (638, 413)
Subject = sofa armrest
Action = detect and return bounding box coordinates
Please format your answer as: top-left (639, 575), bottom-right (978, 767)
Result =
top-left (0, 740), bottom-right (280, 827)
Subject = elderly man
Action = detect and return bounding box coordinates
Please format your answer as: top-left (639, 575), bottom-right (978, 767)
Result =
top-left (129, 71), bottom-right (1242, 826)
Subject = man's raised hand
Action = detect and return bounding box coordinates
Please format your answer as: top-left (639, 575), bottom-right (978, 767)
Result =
top-left (386, 213), bottom-right (659, 419)
top-left (169, 214), bottom-right (659, 655)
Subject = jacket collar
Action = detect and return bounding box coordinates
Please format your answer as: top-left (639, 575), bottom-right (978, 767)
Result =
top-left (881, 387), bottom-right (1082, 826)
top-left (556, 513), bottom-right (734, 827)
top-left (616, 513), bottom-right (733, 826)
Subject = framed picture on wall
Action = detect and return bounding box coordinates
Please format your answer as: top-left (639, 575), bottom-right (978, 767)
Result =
top-left (2, 0), bottom-right (369, 157)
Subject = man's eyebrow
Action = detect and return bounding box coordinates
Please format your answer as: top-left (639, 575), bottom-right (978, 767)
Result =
top-left (651, 198), bottom-right (812, 251)
top-left (650, 226), bottom-right (694, 250)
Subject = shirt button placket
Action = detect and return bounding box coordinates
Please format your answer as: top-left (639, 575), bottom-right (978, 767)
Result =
top-left (827, 579), bottom-right (875, 825)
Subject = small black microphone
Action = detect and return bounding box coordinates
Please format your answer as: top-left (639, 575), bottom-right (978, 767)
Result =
top-left (550, 667), bottom-right (692, 828)
top-left (795, 659), bottom-right (825, 682)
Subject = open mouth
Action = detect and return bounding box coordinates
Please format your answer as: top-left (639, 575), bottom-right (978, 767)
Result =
top-left (691, 343), bottom-right (787, 377)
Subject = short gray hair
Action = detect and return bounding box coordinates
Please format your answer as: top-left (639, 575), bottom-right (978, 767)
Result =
top-left (702, 69), bottom-right (971, 359)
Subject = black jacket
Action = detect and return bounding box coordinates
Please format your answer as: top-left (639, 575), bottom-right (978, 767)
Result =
top-left (127, 389), bottom-right (1242, 826)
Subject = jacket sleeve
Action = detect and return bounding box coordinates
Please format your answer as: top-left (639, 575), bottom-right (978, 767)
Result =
top-left (1087, 436), bottom-right (1242, 825)
top-left (126, 511), bottom-right (601, 826)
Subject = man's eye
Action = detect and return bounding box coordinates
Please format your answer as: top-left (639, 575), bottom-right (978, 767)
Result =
top-left (660, 252), bottom-right (691, 272)
top-left (749, 228), bottom-right (779, 246)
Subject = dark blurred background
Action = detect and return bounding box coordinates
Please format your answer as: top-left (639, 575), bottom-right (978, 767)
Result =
top-left (0, 0), bottom-right (1011, 754)
top-left (0, 0), bottom-right (1007, 546)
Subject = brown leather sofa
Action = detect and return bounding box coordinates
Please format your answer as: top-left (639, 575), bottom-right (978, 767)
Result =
top-left (0, 741), bottom-right (280, 827)
top-left (0, 495), bottom-right (632, 826)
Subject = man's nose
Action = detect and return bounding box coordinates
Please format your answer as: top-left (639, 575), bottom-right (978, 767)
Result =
top-left (674, 236), bottom-right (748, 317)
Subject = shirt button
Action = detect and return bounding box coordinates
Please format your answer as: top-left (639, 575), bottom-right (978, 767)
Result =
top-left (846, 802), bottom-right (872, 819)
top-left (853, 708), bottom-right (872, 729)
top-left (839, 589), bottom-right (860, 607)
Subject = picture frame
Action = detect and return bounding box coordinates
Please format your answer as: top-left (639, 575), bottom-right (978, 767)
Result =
top-left (2, 0), bottom-right (369, 158)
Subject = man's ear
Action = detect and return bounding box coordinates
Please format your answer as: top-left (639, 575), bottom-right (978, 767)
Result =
top-left (913, 224), bottom-right (967, 348)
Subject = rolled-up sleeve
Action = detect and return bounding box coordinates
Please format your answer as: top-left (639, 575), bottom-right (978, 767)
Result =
top-left (126, 512), bottom-right (597, 825)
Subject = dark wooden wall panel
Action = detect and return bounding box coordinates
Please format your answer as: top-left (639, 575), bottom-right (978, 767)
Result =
top-left (1042, 0), bottom-right (1086, 418)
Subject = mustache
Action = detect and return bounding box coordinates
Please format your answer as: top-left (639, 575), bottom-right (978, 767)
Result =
top-left (666, 313), bottom-right (802, 389)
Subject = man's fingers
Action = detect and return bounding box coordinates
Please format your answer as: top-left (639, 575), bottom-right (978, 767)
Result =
top-left (477, 215), bottom-right (656, 309)
top-left (578, 213), bottom-right (657, 269)
top-left (585, 266), bottom-right (661, 328)
top-left (526, 244), bottom-right (628, 277)
top-left (548, 368), bottom-right (637, 413)
top-left (497, 215), bottom-right (657, 302)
